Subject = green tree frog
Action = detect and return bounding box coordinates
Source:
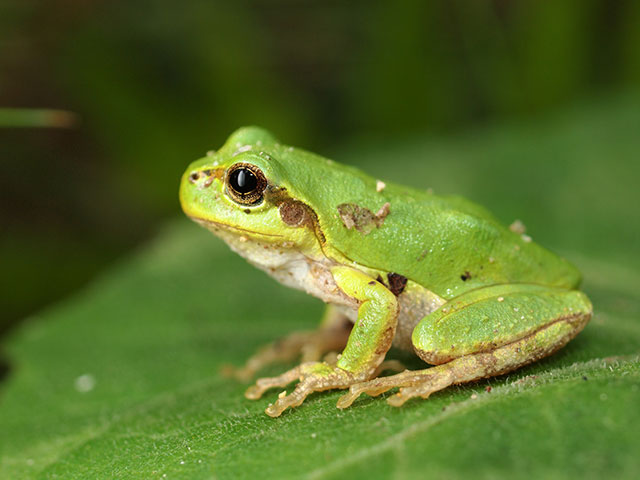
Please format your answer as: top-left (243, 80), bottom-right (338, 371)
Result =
top-left (179, 127), bottom-right (592, 417)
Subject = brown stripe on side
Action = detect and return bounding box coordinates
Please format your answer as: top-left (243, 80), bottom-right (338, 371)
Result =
top-left (268, 186), bottom-right (326, 245)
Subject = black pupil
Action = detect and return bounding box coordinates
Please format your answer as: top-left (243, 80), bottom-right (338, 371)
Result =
top-left (230, 168), bottom-right (258, 194)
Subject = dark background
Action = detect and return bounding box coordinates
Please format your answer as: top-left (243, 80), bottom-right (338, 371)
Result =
top-left (2, 0), bottom-right (639, 333)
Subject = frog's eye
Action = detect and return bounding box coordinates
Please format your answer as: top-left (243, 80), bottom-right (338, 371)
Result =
top-left (225, 163), bottom-right (267, 205)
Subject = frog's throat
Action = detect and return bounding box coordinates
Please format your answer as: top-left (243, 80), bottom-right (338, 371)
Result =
top-left (189, 216), bottom-right (285, 240)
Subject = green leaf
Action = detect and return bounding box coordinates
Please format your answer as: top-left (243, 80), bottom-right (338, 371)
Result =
top-left (2, 96), bottom-right (639, 479)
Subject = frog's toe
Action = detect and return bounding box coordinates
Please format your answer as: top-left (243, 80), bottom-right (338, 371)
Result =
top-left (387, 376), bottom-right (452, 407)
top-left (337, 367), bottom-right (418, 409)
top-left (246, 362), bottom-right (358, 416)
top-left (245, 365), bottom-right (303, 400)
top-left (264, 381), bottom-right (313, 417)
top-left (386, 389), bottom-right (414, 407)
top-left (336, 380), bottom-right (391, 409)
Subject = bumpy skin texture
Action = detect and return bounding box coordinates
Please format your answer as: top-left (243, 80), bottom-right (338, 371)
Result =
top-left (179, 126), bottom-right (592, 416)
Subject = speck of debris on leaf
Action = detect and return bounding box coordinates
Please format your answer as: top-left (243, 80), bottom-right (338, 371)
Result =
top-left (74, 374), bottom-right (96, 393)
top-left (509, 219), bottom-right (527, 234)
top-left (485, 386), bottom-right (492, 393)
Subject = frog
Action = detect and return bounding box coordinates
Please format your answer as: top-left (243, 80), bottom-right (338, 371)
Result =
top-left (179, 126), bottom-right (592, 417)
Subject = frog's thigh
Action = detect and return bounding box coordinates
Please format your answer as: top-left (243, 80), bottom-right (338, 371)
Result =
top-left (413, 284), bottom-right (592, 365)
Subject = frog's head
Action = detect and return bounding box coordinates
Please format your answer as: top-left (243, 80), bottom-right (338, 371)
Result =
top-left (180, 126), bottom-right (326, 258)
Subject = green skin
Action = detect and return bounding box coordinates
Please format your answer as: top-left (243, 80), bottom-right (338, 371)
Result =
top-left (180, 126), bottom-right (592, 417)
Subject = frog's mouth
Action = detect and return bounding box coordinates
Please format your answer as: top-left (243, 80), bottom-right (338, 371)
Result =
top-left (189, 216), bottom-right (285, 239)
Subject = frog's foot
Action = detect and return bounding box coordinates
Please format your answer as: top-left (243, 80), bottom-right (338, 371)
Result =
top-left (222, 323), bottom-right (352, 382)
top-left (337, 363), bottom-right (461, 408)
top-left (245, 361), bottom-right (367, 417)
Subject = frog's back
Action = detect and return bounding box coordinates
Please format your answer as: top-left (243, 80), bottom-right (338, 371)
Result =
top-left (273, 146), bottom-right (581, 300)
top-left (337, 185), bottom-right (580, 299)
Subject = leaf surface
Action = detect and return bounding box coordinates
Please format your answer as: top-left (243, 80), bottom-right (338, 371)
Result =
top-left (1, 96), bottom-right (639, 479)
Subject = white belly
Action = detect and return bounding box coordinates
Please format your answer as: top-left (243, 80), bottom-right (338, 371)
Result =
top-left (208, 222), bottom-right (446, 352)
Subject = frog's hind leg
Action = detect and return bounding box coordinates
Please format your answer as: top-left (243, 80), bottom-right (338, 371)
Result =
top-left (338, 285), bottom-right (591, 408)
top-left (339, 315), bottom-right (585, 408)
top-left (222, 305), bottom-right (352, 381)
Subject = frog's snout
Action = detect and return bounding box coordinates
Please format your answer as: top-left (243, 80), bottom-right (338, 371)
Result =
top-left (186, 168), bottom-right (217, 189)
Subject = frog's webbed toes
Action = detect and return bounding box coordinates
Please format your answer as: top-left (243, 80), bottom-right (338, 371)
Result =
top-left (336, 360), bottom-right (408, 409)
top-left (336, 381), bottom-right (391, 409)
top-left (337, 371), bottom-right (413, 408)
top-left (337, 365), bottom-right (458, 408)
top-left (246, 362), bottom-right (357, 417)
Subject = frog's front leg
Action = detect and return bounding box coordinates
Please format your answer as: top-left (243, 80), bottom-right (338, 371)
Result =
top-left (246, 266), bottom-right (398, 417)
top-left (338, 284), bottom-right (592, 408)
top-left (222, 305), bottom-right (352, 381)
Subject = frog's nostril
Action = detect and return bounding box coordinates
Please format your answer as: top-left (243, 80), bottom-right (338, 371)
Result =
top-left (189, 171), bottom-right (201, 183)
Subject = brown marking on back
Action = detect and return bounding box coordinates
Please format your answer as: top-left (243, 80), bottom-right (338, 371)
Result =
top-left (375, 202), bottom-right (390, 221)
top-left (337, 202), bottom-right (391, 235)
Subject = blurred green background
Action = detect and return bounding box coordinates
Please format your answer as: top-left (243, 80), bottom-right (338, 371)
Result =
top-left (2, 0), bottom-right (640, 334)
